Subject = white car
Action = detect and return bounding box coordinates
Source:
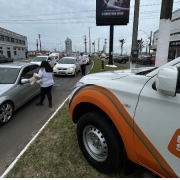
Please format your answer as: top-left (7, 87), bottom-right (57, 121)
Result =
top-left (69, 57), bottom-right (180, 177)
top-left (53, 57), bottom-right (80, 76)
top-left (30, 56), bottom-right (56, 68)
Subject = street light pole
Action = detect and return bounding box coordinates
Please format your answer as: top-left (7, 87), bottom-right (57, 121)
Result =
top-left (88, 27), bottom-right (92, 54)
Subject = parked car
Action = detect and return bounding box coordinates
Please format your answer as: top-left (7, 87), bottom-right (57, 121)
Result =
top-left (151, 56), bottom-right (156, 64)
top-left (0, 63), bottom-right (40, 125)
top-left (137, 55), bottom-right (152, 65)
top-left (30, 55), bottom-right (56, 67)
top-left (68, 57), bottom-right (180, 177)
top-left (0, 54), bottom-right (13, 63)
top-left (113, 55), bottom-right (129, 63)
top-left (53, 57), bottom-right (80, 76)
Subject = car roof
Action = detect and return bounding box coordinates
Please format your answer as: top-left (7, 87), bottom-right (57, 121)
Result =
top-left (0, 62), bottom-right (37, 68)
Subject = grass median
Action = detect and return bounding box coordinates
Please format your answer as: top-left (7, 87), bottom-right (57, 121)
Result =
top-left (5, 58), bottom-right (144, 178)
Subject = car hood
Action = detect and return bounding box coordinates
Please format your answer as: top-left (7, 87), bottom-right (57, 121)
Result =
top-left (0, 84), bottom-right (14, 96)
top-left (80, 67), bottom-right (153, 81)
top-left (55, 64), bottom-right (75, 68)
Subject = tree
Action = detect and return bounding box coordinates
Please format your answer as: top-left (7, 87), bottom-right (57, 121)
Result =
top-left (119, 39), bottom-right (125, 55)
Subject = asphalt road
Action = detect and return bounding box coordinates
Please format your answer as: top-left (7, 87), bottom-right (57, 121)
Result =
top-left (0, 62), bottom-right (92, 175)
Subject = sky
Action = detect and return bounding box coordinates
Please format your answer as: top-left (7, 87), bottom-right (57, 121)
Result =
top-left (0, 0), bottom-right (179, 54)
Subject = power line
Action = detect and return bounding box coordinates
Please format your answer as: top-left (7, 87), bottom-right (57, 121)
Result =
top-left (0, 1), bottom-right (179, 19)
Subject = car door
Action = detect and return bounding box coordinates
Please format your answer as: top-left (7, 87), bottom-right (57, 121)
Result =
top-left (12, 66), bottom-right (35, 108)
top-left (75, 59), bottom-right (80, 71)
top-left (134, 74), bottom-right (180, 177)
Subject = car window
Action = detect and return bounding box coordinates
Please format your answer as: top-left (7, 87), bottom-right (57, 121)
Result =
top-left (30, 65), bottom-right (39, 74)
top-left (58, 58), bottom-right (75, 64)
top-left (21, 66), bottom-right (33, 79)
top-left (0, 68), bottom-right (20, 84)
top-left (32, 57), bottom-right (47, 62)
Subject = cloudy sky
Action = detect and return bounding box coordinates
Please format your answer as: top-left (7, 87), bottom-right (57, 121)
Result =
top-left (0, 0), bottom-right (179, 54)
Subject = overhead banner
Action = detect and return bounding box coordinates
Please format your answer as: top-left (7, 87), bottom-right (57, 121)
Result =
top-left (96, 0), bottom-right (130, 26)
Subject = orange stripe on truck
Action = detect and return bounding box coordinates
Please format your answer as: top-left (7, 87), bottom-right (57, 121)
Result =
top-left (69, 84), bottom-right (177, 177)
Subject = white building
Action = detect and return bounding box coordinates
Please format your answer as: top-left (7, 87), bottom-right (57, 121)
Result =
top-left (0, 27), bottom-right (28, 60)
top-left (152, 9), bottom-right (180, 60)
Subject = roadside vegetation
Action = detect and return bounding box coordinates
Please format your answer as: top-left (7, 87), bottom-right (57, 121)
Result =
top-left (6, 58), bottom-right (144, 178)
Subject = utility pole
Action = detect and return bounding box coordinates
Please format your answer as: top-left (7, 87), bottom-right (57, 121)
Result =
top-left (98, 38), bottom-right (100, 54)
top-left (84, 35), bottom-right (87, 54)
top-left (36, 39), bottom-right (38, 52)
top-left (155, 0), bottom-right (174, 67)
top-left (38, 34), bottom-right (41, 52)
top-left (148, 31), bottom-right (152, 55)
top-left (130, 0), bottom-right (140, 68)
top-left (88, 27), bottom-right (91, 54)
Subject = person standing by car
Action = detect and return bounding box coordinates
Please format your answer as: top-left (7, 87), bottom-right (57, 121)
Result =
top-left (78, 52), bottom-right (86, 76)
top-left (100, 50), bottom-right (106, 70)
top-left (35, 60), bottom-right (54, 108)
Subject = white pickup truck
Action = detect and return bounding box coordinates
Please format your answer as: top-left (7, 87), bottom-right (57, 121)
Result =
top-left (69, 57), bottom-right (180, 178)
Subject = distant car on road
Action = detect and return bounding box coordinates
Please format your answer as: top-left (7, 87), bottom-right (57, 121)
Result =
top-left (30, 55), bottom-right (56, 67)
top-left (113, 55), bottom-right (129, 64)
top-left (137, 56), bottom-right (152, 65)
top-left (53, 57), bottom-right (80, 76)
top-left (0, 54), bottom-right (13, 63)
top-left (0, 63), bottom-right (40, 125)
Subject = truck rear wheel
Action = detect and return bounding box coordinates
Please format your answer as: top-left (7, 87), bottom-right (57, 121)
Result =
top-left (77, 111), bottom-right (123, 173)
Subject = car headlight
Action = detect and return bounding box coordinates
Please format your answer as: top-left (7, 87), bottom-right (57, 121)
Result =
top-left (69, 82), bottom-right (86, 102)
top-left (53, 66), bottom-right (57, 71)
top-left (68, 67), bottom-right (74, 71)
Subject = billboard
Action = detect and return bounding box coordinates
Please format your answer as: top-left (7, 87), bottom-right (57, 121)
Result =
top-left (96, 0), bottom-right (130, 26)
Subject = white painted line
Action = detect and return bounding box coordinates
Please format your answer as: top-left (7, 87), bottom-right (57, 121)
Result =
top-left (0, 96), bottom-right (69, 178)
top-left (0, 60), bottom-right (94, 178)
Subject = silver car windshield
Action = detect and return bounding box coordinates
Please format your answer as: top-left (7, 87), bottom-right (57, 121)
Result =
top-left (0, 68), bottom-right (20, 84)
top-left (32, 57), bottom-right (47, 62)
top-left (58, 58), bottom-right (75, 64)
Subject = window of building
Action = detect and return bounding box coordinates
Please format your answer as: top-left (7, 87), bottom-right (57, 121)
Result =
top-left (5, 36), bottom-right (10, 42)
top-left (18, 48), bottom-right (20, 50)
top-left (11, 38), bottom-right (14, 43)
top-left (0, 35), bottom-right (4, 41)
top-left (14, 51), bottom-right (17, 55)
top-left (15, 39), bottom-right (18, 44)
top-left (7, 47), bottom-right (10, 50)
top-left (19, 40), bottom-right (22, 44)
top-left (23, 41), bottom-right (25, 45)
top-left (14, 48), bottom-right (16, 50)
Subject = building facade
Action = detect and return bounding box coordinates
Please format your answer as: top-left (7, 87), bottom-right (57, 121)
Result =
top-left (65, 38), bottom-right (72, 54)
top-left (152, 9), bottom-right (180, 60)
top-left (0, 27), bottom-right (28, 60)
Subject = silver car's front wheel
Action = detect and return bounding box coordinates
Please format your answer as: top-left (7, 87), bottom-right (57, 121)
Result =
top-left (0, 102), bottom-right (13, 125)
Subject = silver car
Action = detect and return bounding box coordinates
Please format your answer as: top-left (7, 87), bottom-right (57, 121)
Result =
top-left (0, 62), bottom-right (40, 125)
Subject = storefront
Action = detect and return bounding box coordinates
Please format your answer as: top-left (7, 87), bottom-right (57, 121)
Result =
top-left (152, 9), bottom-right (180, 60)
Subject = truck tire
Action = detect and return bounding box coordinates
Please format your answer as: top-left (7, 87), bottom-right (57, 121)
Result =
top-left (77, 111), bottom-right (123, 173)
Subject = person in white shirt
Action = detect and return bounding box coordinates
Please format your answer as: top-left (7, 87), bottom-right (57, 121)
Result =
top-left (78, 52), bottom-right (86, 76)
top-left (35, 61), bottom-right (54, 108)
top-left (100, 50), bottom-right (106, 70)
